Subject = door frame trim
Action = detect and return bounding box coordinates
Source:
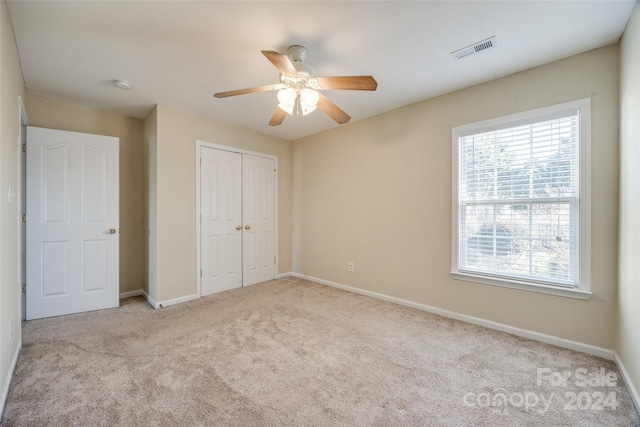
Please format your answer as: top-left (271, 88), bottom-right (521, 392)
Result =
top-left (18, 97), bottom-right (28, 321)
top-left (195, 140), bottom-right (279, 298)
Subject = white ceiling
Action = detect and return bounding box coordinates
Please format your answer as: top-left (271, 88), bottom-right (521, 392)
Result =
top-left (6, 1), bottom-right (636, 141)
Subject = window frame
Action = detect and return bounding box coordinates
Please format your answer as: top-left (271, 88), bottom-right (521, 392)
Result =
top-left (450, 98), bottom-right (592, 299)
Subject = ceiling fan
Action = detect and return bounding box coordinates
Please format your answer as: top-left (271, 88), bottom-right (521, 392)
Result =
top-left (214, 45), bottom-right (378, 126)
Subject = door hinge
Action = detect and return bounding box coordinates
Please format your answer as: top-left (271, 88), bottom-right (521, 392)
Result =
top-left (21, 144), bottom-right (26, 153)
top-left (21, 284), bottom-right (26, 294)
top-left (274, 256), bottom-right (276, 264)
top-left (200, 269), bottom-right (202, 277)
top-left (21, 214), bottom-right (26, 224)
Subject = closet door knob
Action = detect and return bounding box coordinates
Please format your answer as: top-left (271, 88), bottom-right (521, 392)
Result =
top-left (236, 225), bottom-right (242, 231)
top-left (244, 225), bottom-right (251, 230)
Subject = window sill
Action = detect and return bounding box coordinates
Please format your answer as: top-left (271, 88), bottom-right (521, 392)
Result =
top-left (450, 271), bottom-right (592, 300)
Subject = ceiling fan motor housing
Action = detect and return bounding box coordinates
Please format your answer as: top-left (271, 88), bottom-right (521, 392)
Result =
top-left (287, 45), bottom-right (316, 76)
top-left (287, 45), bottom-right (308, 63)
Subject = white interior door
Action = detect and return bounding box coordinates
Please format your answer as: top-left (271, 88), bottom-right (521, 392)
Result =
top-left (200, 147), bottom-right (276, 295)
top-left (26, 127), bottom-right (119, 320)
top-left (200, 147), bottom-right (243, 295)
top-left (243, 154), bottom-right (276, 286)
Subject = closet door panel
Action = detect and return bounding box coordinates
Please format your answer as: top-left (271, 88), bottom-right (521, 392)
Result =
top-left (200, 147), bottom-right (242, 295)
top-left (242, 154), bottom-right (276, 286)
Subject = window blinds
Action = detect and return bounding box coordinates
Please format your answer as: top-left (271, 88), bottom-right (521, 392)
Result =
top-left (458, 110), bottom-right (580, 287)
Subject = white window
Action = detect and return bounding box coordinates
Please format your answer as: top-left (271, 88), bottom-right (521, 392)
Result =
top-left (451, 99), bottom-right (591, 299)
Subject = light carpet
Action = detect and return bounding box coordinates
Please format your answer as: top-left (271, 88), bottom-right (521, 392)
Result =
top-left (2, 277), bottom-right (639, 426)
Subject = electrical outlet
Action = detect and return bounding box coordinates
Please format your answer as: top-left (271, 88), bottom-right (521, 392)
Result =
top-left (348, 262), bottom-right (355, 273)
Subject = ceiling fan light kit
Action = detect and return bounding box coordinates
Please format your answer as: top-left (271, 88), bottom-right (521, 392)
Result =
top-left (300, 88), bottom-right (320, 112)
top-left (277, 87), bottom-right (319, 116)
top-left (214, 45), bottom-right (378, 126)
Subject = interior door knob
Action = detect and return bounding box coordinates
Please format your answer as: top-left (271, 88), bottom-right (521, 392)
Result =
top-left (244, 225), bottom-right (251, 230)
top-left (236, 225), bottom-right (242, 231)
top-left (108, 228), bottom-right (117, 234)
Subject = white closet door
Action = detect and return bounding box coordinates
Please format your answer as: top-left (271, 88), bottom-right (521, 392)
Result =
top-left (26, 127), bottom-right (119, 320)
top-left (199, 147), bottom-right (276, 296)
top-left (242, 154), bottom-right (276, 286)
top-left (200, 148), bottom-right (243, 295)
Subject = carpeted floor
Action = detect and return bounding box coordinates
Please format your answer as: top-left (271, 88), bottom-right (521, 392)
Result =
top-left (2, 277), bottom-right (639, 426)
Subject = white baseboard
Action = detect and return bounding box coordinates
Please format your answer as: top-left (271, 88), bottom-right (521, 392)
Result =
top-left (138, 289), bottom-right (194, 309)
top-left (1, 339), bottom-right (21, 418)
top-left (139, 273), bottom-right (292, 309)
top-left (148, 292), bottom-right (199, 309)
top-left (142, 290), bottom-right (157, 309)
top-left (291, 272), bottom-right (615, 361)
top-left (119, 289), bottom-right (143, 299)
top-left (614, 352), bottom-right (640, 414)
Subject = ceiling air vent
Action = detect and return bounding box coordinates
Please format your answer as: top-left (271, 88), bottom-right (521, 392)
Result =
top-left (451, 36), bottom-right (497, 60)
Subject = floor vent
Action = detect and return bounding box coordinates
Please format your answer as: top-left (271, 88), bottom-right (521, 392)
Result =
top-left (451, 36), bottom-right (497, 60)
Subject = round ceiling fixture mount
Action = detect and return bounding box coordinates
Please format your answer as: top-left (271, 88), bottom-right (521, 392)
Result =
top-left (286, 45), bottom-right (315, 77)
top-left (286, 45), bottom-right (308, 63)
top-left (113, 79), bottom-right (133, 90)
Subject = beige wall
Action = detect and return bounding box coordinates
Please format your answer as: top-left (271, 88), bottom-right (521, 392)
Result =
top-left (152, 105), bottom-right (291, 302)
top-left (0, 0), bottom-right (25, 409)
top-left (25, 95), bottom-right (145, 295)
top-left (617, 1), bottom-right (640, 405)
top-left (293, 45), bottom-right (619, 349)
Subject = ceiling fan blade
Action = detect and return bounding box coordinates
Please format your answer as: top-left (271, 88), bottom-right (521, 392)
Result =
top-left (316, 76), bottom-right (378, 91)
top-left (214, 84), bottom-right (281, 98)
top-left (262, 50), bottom-right (299, 78)
top-left (268, 107), bottom-right (287, 126)
top-left (317, 93), bottom-right (351, 124)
